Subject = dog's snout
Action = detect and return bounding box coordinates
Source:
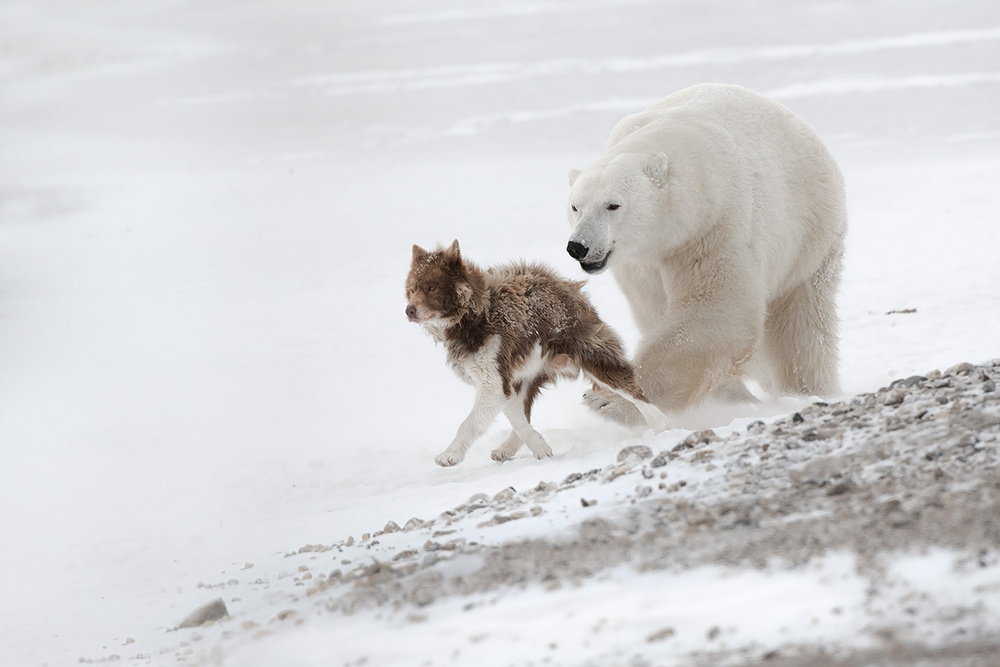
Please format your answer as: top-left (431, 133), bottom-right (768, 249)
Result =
top-left (566, 241), bottom-right (589, 261)
top-left (405, 304), bottom-right (416, 320)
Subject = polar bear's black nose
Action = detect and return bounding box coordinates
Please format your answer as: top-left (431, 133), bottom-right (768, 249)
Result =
top-left (566, 241), bottom-right (589, 260)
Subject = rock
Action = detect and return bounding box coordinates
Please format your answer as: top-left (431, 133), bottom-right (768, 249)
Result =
top-left (881, 388), bottom-right (905, 406)
top-left (746, 420), bottom-right (766, 435)
top-left (650, 454), bottom-right (670, 468)
top-left (945, 362), bottom-right (975, 376)
top-left (684, 429), bottom-right (718, 446)
top-left (581, 498), bottom-right (598, 507)
top-left (617, 445), bottom-right (653, 463)
top-left (647, 627), bottom-right (676, 642)
top-left (493, 487), bottom-right (516, 502)
top-left (890, 375), bottom-right (926, 389)
top-left (403, 517), bottom-right (425, 531)
top-left (178, 598), bottom-right (229, 629)
top-left (563, 472), bottom-right (583, 485)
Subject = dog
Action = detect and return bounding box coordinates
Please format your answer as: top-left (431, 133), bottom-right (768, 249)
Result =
top-left (406, 240), bottom-right (669, 467)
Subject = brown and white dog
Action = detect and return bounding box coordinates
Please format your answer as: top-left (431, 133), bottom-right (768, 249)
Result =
top-left (406, 240), bottom-right (668, 467)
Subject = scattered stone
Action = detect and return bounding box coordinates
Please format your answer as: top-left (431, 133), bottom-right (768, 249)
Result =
top-left (891, 375), bottom-right (926, 389)
top-left (178, 598), bottom-right (229, 629)
top-left (684, 429), bottom-right (718, 446)
top-left (392, 549), bottom-right (418, 562)
top-left (617, 445), bottom-right (653, 463)
top-left (383, 520), bottom-right (401, 534)
top-left (404, 517), bottom-right (426, 531)
top-left (493, 487), bottom-right (516, 502)
top-left (581, 498), bottom-right (598, 507)
top-left (747, 420), bottom-right (766, 435)
top-left (881, 388), bottom-right (906, 406)
top-left (563, 472), bottom-right (584, 485)
top-left (647, 627), bottom-right (676, 642)
top-left (945, 362), bottom-right (975, 376)
top-left (650, 454), bottom-right (670, 468)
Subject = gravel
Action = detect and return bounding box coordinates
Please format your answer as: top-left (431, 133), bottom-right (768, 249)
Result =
top-left (172, 359), bottom-right (1000, 665)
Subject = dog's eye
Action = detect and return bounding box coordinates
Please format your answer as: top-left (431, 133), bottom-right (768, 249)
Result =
top-left (606, 203), bottom-right (620, 211)
top-left (426, 286), bottom-right (438, 294)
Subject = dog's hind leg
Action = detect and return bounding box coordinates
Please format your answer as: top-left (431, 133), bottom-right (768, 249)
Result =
top-left (494, 378), bottom-right (552, 461)
top-left (490, 430), bottom-right (523, 462)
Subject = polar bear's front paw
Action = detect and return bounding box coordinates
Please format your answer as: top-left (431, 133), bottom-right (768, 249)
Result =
top-left (434, 448), bottom-right (465, 467)
top-left (582, 387), bottom-right (645, 427)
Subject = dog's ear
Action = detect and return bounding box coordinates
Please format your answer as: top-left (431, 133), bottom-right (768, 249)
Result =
top-left (412, 244), bottom-right (428, 262)
top-left (444, 239), bottom-right (461, 260)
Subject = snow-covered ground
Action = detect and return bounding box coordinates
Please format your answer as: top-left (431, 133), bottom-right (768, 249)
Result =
top-left (1, 0), bottom-right (998, 665)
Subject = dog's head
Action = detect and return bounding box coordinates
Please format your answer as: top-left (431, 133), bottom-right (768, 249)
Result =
top-left (405, 239), bottom-right (477, 326)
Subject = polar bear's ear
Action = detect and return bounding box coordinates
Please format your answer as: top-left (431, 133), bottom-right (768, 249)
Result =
top-left (644, 152), bottom-right (669, 188)
top-left (568, 168), bottom-right (582, 187)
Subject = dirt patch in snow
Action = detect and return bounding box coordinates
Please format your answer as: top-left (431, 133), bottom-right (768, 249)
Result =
top-left (308, 359), bottom-right (1000, 665)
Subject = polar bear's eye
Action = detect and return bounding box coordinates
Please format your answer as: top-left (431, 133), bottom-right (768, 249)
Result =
top-left (607, 203), bottom-right (620, 211)
top-left (571, 205), bottom-right (578, 212)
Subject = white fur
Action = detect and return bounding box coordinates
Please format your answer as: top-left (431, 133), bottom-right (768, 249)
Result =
top-left (434, 337), bottom-right (555, 467)
top-left (567, 84), bottom-right (847, 415)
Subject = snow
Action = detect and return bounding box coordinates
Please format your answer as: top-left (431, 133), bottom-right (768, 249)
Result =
top-left (1, 0), bottom-right (998, 665)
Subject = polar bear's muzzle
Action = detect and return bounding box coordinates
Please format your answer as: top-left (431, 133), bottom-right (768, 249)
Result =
top-left (567, 240), bottom-right (612, 274)
top-left (579, 251), bottom-right (611, 274)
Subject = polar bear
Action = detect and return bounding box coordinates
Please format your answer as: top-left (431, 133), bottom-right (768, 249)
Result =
top-left (566, 84), bottom-right (846, 423)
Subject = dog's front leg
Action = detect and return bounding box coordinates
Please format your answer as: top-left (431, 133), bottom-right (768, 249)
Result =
top-left (435, 388), bottom-right (505, 467)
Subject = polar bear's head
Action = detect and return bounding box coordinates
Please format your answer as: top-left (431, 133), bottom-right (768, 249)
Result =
top-left (566, 152), bottom-right (668, 274)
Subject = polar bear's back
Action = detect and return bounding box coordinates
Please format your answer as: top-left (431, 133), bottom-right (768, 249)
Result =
top-left (607, 84), bottom-right (825, 157)
top-left (605, 83), bottom-right (846, 297)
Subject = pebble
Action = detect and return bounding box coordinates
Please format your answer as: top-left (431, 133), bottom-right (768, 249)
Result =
top-left (945, 362), bottom-right (975, 376)
top-left (617, 445), bottom-right (653, 463)
top-left (178, 598), bottom-right (229, 629)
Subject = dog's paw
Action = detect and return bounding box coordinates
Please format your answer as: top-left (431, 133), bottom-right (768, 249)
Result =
top-left (582, 387), bottom-right (645, 427)
top-left (490, 448), bottom-right (515, 463)
top-left (434, 450), bottom-right (464, 467)
top-left (531, 443), bottom-right (553, 460)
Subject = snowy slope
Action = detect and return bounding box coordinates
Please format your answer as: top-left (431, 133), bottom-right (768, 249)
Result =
top-left (1, 0), bottom-right (998, 665)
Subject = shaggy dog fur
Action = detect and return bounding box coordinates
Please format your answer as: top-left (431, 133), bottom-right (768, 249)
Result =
top-left (406, 240), bottom-right (668, 467)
